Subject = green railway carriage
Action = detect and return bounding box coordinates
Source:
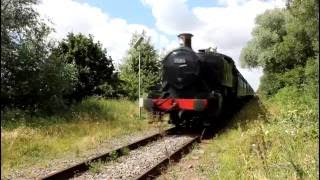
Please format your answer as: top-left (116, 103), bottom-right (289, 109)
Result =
top-left (198, 50), bottom-right (254, 98)
top-left (236, 70), bottom-right (254, 97)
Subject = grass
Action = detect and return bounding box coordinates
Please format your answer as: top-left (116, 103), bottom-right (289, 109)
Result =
top-left (1, 97), bottom-right (153, 177)
top-left (2, 92), bottom-right (318, 179)
top-left (195, 96), bottom-right (319, 179)
top-left (88, 160), bottom-right (105, 174)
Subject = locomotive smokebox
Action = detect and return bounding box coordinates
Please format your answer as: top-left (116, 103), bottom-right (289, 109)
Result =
top-left (178, 33), bottom-right (193, 49)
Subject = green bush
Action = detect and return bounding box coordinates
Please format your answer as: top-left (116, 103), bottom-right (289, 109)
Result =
top-left (0, 0), bottom-right (79, 112)
top-left (54, 33), bottom-right (115, 101)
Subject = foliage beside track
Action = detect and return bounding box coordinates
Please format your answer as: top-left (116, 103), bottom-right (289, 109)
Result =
top-left (162, 0), bottom-right (318, 178)
top-left (1, 0), bottom-right (161, 112)
top-left (1, 97), bottom-right (152, 176)
top-left (163, 96), bottom-right (318, 179)
top-left (1, 0), bottom-right (116, 111)
top-left (240, 0), bottom-right (318, 98)
top-left (195, 0), bottom-right (319, 178)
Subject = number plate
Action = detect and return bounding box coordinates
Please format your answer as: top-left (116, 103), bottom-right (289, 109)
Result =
top-left (174, 58), bottom-right (186, 64)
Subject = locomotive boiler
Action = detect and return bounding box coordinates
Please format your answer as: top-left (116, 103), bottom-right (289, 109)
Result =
top-left (144, 33), bottom-right (254, 128)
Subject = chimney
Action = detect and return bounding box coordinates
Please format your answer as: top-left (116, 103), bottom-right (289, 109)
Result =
top-left (178, 33), bottom-right (193, 49)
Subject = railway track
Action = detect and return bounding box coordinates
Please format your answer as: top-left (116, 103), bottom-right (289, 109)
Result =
top-left (135, 135), bottom-right (200, 180)
top-left (41, 127), bottom-right (200, 180)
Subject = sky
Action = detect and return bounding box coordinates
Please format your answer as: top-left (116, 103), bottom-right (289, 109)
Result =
top-left (37, 0), bottom-right (285, 91)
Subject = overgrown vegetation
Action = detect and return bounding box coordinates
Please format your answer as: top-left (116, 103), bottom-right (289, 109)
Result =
top-left (89, 160), bottom-right (105, 174)
top-left (1, 0), bottom-right (318, 179)
top-left (53, 33), bottom-right (115, 101)
top-left (240, 0), bottom-right (318, 99)
top-left (1, 0), bottom-right (161, 112)
top-left (1, 0), bottom-right (114, 111)
top-left (1, 97), bottom-right (152, 176)
top-left (163, 0), bottom-right (318, 179)
top-left (193, 97), bottom-right (318, 179)
top-left (194, 0), bottom-right (319, 179)
top-left (1, 0), bottom-right (76, 110)
top-left (1, 0), bottom-right (161, 178)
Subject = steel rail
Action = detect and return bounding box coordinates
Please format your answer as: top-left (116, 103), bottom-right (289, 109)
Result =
top-left (41, 127), bottom-right (176, 180)
top-left (134, 135), bottom-right (200, 180)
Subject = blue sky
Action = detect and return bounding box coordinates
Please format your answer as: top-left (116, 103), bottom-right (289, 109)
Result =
top-left (75, 0), bottom-right (155, 27)
top-left (38, 0), bottom-right (285, 90)
top-left (75, 0), bottom-right (220, 28)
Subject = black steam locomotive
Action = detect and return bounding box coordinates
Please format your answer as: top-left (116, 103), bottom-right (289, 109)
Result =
top-left (144, 33), bottom-right (254, 127)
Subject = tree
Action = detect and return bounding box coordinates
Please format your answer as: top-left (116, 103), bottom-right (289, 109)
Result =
top-left (1, 0), bottom-right (39, 55)
top-left (240, 9), bottom-right (288, 72)
top-left (120, 31), bottom-right (161, 100)
top-left (1, 0), bottom-right (40, 106)
top-left (1, 0), bottom-right (78, 111)
top-left (54, 33), bottom-right (115, 101)
top-left (240, 0), bottom-right (319, 97)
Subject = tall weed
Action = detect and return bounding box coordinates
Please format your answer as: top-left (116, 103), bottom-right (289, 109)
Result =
top-left (1, 97), bottom-right (151, 175)
top-left (196, 95), bottom-right (318, 179)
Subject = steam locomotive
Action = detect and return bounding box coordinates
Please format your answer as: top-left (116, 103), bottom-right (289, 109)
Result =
top-left (144, 33), bottom-right (254, 128)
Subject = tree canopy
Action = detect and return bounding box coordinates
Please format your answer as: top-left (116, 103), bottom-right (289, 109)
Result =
top-left (54, 33), bottom-right (115, 101)
top-left (120, 31), bottom-right (161, 100)
top-left (240, 0), bottom-right (319, 97)
top-left (1, 0), bottom-right (78, 111)
top-left (0, 0), bottom-right (116, 112)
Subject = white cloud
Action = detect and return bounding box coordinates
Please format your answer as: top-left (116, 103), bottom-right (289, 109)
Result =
top-left (192, 0), bottom-right (285, 90)
top-left (37, 0), bottom-right (286, 91)
top-left (217, 0), bottom-right (252, 6)
top-left (192, 0), bottom-right (285, 49)
top-left (37, 0), bottom-right (169, 67)
top-left (142, 0), bottom-right (285, 90)
top-left (142, 0), bottom-right (204, 34)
